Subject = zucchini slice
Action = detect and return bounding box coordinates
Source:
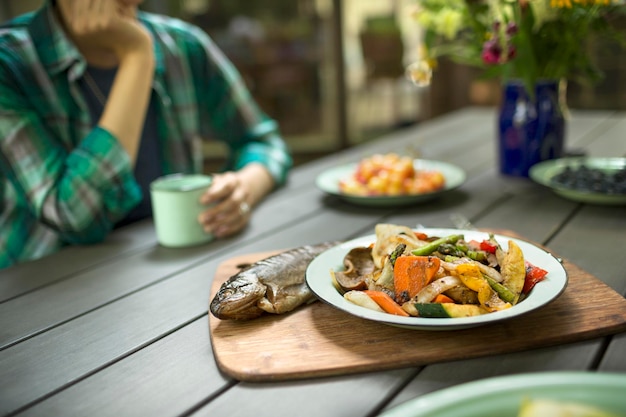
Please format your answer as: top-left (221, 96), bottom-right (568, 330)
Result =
top-left (414, 303), bottom-right (488, 318)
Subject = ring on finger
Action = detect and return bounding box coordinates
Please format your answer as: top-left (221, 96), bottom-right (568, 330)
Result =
top-left (239, 201), bottom-right (250, 216)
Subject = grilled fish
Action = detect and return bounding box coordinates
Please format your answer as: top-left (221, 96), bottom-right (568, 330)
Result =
top-left (210, 242), bottom-right (338, 320)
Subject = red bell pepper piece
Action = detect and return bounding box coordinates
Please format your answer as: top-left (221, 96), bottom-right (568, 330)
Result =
top-left (522, 261), bottom-right (549, 293)
top-left (479, 240), bottom-right (498, 254)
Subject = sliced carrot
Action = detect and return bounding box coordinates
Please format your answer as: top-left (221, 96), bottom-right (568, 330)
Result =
top-left (433, 294), bottom-right (455, 304)
top-left (393, 255), bottom-right (441, 304)
top-left (363, 290), bottom-right (409, 316)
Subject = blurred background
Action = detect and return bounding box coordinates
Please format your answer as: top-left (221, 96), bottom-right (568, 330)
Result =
top-left (2, 0), bottom-right (625, 168)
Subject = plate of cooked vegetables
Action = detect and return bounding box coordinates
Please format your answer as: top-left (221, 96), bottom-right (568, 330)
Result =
top-left (306, 224), bottom-right (567, 330)
top-left (380, 372), bottom-right (626, 417)
top-left (529, 157), bottom-right (626, 205)
top-left (315, 153), bottom-right (466, 207)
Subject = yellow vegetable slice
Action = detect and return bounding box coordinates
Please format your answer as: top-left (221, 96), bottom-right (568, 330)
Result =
top-left (455, 264), bottom-right (511, 312)
top-left (501, 240), bottom-right (526, 304)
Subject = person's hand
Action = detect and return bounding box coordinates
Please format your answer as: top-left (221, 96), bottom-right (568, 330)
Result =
top-left (198, 164), bottom-right (276, 238)
top-left (55, 0), bottom-right (152, 61)
top-left (197, 172), bottom-right (253, 238)
top-left (55, 0), bottom-right (155, 162)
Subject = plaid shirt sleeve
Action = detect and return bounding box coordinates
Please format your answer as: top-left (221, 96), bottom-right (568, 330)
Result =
top-left (0, 72), bottom-right (142, 240)
top-left (0, 24), bottom-right (142, 266)
top-left (172, 22), bottom-right (293, 186)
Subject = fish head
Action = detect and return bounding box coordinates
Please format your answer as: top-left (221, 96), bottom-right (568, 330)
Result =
top-left (210, 271), bottom-right (267, 320)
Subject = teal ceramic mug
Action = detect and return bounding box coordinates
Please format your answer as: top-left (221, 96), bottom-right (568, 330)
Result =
top-left (150, 174), bottom-right (214, 247)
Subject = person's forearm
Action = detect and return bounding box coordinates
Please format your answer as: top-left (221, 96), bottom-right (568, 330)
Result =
top-left (98, 50), bottom-right (155, 163)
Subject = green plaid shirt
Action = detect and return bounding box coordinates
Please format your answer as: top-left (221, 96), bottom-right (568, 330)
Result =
top-left (0, 4), bottom-right (292, 269)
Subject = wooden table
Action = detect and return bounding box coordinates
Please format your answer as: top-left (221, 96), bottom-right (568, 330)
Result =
top-left (1, 107), bottom-right (625, 417)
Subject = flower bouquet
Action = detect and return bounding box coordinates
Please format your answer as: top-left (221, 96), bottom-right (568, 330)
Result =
top-left (406, 0), bottom-right (626, 177)
top-left (407, 0), bottom-right (626, 94)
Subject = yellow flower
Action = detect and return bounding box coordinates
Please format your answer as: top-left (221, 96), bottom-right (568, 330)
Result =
top-left (435, 8), bottom-right (464, 39)
top-left (551, 0), bottom-right (612, 7)
top-left (415, 9), bottom-right (435, 29)
top-left (409, 0), bottom-right (625, 90)
top-left (529, 0), bottom-right (559, 27)
top-left (405, 59), bottom-right (434, 87)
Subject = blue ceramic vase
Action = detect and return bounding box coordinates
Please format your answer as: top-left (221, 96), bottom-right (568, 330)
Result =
top-left (497, 79), bottom-right (566, 177)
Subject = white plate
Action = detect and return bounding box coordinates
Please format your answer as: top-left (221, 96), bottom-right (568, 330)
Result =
top-left (306, 228), bottom-right (568, 331)
top-left (380, 372), bottom-right (626, 417)
top-left (315, 159), bottom-right (466, 207)
top-left (529, 157), bottom-right (626, 205)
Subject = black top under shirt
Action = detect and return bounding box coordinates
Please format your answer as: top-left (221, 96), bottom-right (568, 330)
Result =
top-left (79, 66), bottom-right (162, 228)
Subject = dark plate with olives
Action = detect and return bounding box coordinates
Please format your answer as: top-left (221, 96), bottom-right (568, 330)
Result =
top-left (529, 157), bottom-right (626, 205)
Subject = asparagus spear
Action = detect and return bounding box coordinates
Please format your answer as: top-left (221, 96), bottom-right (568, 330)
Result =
top-left (484, 275), bottom-right (516, 304)
top-left (410, 234), bottom-right (464, 256)
top-left (389, 243), bottom-right (406, 267)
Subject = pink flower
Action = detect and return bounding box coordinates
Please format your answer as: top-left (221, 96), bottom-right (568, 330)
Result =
top-left (506, 22), bottom-right (518, 36)
top-left (481, 39), bottom-right (502, 65)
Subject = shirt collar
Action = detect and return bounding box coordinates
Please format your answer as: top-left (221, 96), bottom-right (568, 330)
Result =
top-left (137, 12), bottom-right (166, 77)
top-left (28, 1), bottom-right (86, 80)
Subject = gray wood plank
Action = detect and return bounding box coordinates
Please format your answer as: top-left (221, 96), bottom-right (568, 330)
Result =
top-left (564, 110), bottom-right (618, 151)
top-left (390, 166), bottom-right (564, 232)
top-left (17, 316), bottom-right (231, 417)
top-left (466, 172), bottom-right (580, 244)
top-left (0, 261), bottom-right (213, 416)
top-left (0, 240), bottom-right (211, 348)
top-left (575, 115), bottom-right (626, 157)
top-left (547, 204), bottom-right (626, 293)
top-left (284, 107), bottom-right (497, 190)
top-left (598, 333), bottom-right (626, 372)
top-left (382, 340), bottom-right (604, 414)
top-left (191, 370), bottom-right (414, 417)
top-left (0, 222), bottom-right (156, 302)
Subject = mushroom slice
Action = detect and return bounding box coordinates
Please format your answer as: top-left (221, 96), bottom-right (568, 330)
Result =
top-left (334, 246), bottom-right (375, 292)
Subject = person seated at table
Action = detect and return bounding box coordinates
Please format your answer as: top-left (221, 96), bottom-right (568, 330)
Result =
top-left (0, 0), bottom-right (293, 269)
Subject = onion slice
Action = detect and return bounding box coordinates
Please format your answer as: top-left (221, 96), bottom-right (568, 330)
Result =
top-left (413, 275), bottom-right (463, 303)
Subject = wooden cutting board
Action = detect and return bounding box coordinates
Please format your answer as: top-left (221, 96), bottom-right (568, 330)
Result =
top-left (208, 241), bottom-right (626, 382)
